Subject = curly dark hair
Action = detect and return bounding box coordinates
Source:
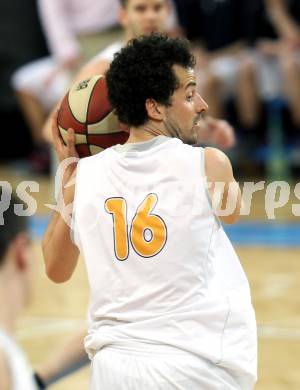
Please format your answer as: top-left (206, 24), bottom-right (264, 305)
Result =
top-left (106, 34), bottom-right (195, 127)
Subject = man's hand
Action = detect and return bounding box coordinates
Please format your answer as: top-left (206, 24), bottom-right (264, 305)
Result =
top-left (196, 116), bottom-right (235, 149)
top-left (52, 110), bottom-right (79, 189)
top-left (52, 110), bottom-right (79, 162)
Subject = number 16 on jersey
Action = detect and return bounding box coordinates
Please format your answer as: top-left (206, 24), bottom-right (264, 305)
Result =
top-left (105, 193), bottom-right (168, 261)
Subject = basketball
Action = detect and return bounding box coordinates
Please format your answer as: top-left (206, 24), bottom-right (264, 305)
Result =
top-left (57, 75), bottom-right (129, 158)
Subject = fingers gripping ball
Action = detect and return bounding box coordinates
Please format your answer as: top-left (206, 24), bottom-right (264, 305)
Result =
top-left (57, 75), bottom-right (129, 157)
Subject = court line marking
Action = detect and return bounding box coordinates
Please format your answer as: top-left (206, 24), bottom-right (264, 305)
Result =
top-left (258, 325), bottom-right (300, 340)
top-left (16, 318), bottom-right (86, 340)
top-left (266, 316), bottom-right (300, 326)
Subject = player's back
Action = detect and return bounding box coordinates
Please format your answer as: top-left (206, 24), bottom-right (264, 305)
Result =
top-left (73, 136), bottom-right (256, 388)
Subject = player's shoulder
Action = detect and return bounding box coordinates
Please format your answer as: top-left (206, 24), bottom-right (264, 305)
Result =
top-left (79, 150), bottom-right (104, 163)
top-left (204, 147), bottom-right (233, 179)
top-left (204, 147), bottom-right (230, 166)
top-left (78, 148), bottom-right (110, 167)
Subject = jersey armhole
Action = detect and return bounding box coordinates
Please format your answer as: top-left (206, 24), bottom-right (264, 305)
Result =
top-left (70, 161), bottom-right (82, 248)
top-left (200, 147), bottom-right (213, 209)
top-left (200, 147), bottom-right (221, 226)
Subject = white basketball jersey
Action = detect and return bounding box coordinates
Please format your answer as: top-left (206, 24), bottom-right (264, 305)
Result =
top-left (73, 136), bottom-right (257, 388)
top-left (0, 328), bottom-right (37, 390)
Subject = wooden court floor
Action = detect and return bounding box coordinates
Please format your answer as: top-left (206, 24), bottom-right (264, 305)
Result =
top-left (16, 245), bottom-right (300, 390)
top-left (1, 166), bottom-right (300, 389)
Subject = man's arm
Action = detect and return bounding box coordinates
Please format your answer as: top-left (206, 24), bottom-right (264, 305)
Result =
top-left (0, 350), bottom-right (10, 390)
top-left (35, 329), bottom-right (88, 386)
top-left (205, 147), bottom-right (241, 224)
top-left (38, 0), bottom-right (81, 65)
top-left (42, 113), bottom-right (79, 283)
top-left (43, 198), bottom-right (78, 283)
top-left (265, 0), bottom-right (300, 44)
top-left (43, 59), bottom-right (111, 143)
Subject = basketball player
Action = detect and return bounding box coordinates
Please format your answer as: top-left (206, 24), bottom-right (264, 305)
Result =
top-left (0, 189), bottom-right (38, 389)
top-left (43, 34), bottom-right (257, 389)
top-left (0, 188), bottom-right (89, 389)
top-left (42, 0), bottom-right (235, 149)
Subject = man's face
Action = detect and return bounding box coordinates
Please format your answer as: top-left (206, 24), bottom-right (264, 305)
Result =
top-left (163, 65), bottom-right (209, 144)
top-left (120, 0), bottom-right (169, 37)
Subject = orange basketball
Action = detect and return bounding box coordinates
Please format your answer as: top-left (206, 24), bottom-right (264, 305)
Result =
top-left (57, 75), bottom-right (129, 158)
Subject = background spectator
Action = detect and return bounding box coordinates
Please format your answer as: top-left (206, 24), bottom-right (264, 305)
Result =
top-left (173, 0), bottom-right (245, 121)
top-left (0, 0), bottom-right (48, 161)
top-left (10, 0), bottom-right (122, 173)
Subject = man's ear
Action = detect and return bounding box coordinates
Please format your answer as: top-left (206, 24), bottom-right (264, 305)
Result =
top-left (145, 99), bottom-right (164, 121)
top-left (13, 233), bottom-right (30, 272)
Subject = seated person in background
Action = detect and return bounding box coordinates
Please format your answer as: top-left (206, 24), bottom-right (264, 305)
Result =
top-left (237, 0), bottom-right (300, 130)
top-left (173, 0), bottom-right (249, 125)
top-left (42, 0), bottom-right (235, 150)
top-left (11, 0), bottom-right (122, 148)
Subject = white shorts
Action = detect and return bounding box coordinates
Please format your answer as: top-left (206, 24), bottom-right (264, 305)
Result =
top-left (208, 56), bottom-right (240, 98)
top-left (252, 51), bottom-right (300, 100)
top-left (11, 57), bottom-right (71, 111)
top-left (90, 345), bottom-right (242, 390)
top-left (195, 55), bottom-right (241, 99)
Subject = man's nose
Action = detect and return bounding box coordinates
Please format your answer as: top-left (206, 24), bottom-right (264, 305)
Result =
top-left (196, 93), bottom-right (209, 113)
top-left (145, 9), bottom-right (157, 20)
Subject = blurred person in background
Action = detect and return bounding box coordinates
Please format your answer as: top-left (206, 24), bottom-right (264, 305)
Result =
top-left (13, 0), bottom-right (179, 151)
top-left (43, 0), bottom-right (235, 150)
top-left (0, 187), bottom-right (91, 389)
top-left (11, 0), bottom-right (122, 157)
top-left (0, 0), bottom-right (48, 163)
top-left (237, 0), bottom-right (300, 133)
top-left (268, 0), bottom-right (300, 132)
top-left (172, 0), bottom-right (249, 125)
top-left (0, 189), bottom-right (37, 389)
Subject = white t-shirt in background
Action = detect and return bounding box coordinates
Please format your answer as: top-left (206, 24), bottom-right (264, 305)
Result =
top-left (0, 328), bottom-right (37, 390)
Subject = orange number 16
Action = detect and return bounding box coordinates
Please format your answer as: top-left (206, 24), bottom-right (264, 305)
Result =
top-left (105, 193), bottom-right (167, 261)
